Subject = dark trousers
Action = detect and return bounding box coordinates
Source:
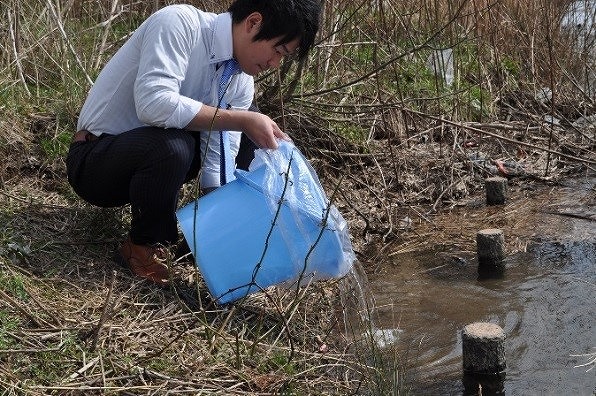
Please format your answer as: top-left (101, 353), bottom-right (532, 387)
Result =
top-left (66, 103), bottom-right (259, 245)
top-left (66, 127), bottom-right (201, 245)
top-left (66, 126), bottom-right (257, 246)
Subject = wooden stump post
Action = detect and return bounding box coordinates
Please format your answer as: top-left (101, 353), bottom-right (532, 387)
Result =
top-left (462, 372), bottom-right (505, 395)
top-left (462, 322), bottom-right (506, 374)
top-left (485, 177), bottom-right (508, 205)
top-left (476, 229), bottom-right (505, 275)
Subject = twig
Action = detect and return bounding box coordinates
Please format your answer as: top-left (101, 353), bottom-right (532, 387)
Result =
top-left (90, 270), bottom-right (117, 352)
top-left (293, 0), bottom-right (468, 100)
top-left (339, 188), bottom-right (372, 238)
top-left (0, 339), bottom-right (65, 354)
top-left (405, 107), bottom-right (596, 168)
top-left (427, 179), bottom-right (460, 215)
top-left (540, 210), bottom-right (595, 222)
top-left (0, 288), bottom-right (51, 328)
top-left (94, 0), bottom-right (122, 71)
top-left (207, 306), bottom-right (237, 355)
top-left (7, 6), bottom-right (31, 96)
top-left (45, 0), bottom-right (93, 86)
top-left (68, 356), bottom-right (100, 380)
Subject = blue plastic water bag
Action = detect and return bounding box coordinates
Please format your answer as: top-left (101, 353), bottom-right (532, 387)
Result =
top-left (176, 140), bottom-right (355, 304)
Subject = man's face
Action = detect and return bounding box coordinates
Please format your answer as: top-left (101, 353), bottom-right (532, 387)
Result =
top-left (232, 12), bottom-right (301, 76)
top-left (237, 36), bottom-right (300, 76)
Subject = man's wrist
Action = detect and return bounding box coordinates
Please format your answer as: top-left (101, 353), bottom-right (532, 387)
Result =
top-left (187, 105), bottom-right (248, 132)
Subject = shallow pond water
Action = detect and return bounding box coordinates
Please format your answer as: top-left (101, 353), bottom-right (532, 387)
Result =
top-left (365, 177), bottom-right (595, 394)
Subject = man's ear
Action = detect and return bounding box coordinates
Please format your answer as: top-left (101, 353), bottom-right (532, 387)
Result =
top-left (244, 12), bottom-right (263, 34)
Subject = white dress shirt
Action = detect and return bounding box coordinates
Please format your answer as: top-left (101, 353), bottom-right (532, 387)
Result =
top-left (77, 5), bottom-right (254, 188)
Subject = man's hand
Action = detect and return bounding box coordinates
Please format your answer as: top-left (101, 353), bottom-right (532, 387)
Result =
top-left (186, 105), bottom-right (291, 149)
top-left (237, 111), bottom-right (291, 149)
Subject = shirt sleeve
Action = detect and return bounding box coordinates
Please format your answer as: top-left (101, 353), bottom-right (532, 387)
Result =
top-left (133, 6), bottom-right (203, 129)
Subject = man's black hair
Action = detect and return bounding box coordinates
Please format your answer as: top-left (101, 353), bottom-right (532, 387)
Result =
top-left (228, 0), bottom-right (321, 60)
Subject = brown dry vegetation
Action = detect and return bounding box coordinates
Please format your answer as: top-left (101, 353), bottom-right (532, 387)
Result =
top-left (0, 0), bottom-right (595, 394)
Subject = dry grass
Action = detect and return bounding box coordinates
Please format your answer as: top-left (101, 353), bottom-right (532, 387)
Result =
top-left (0, 177), bottom-right (375, 393)
top-left (1, 0), bottom-right (595, 394)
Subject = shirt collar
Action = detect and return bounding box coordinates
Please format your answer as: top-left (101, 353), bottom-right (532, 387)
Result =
top-left (209, 12), bottom-right (234, 64)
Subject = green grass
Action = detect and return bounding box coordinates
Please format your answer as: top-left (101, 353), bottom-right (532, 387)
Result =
top-left (39, 130), bottom-right (73, 160)
top-left (17, 335), bottom-right (81, 385)
top-left (0, 271), bottom-right (29, 301)
top-left (0, 309), bottom-right (22, 349)
top-left (335, 123), bottom-right (368, 143)
top-left (264, 353), bottom-right (297, 375)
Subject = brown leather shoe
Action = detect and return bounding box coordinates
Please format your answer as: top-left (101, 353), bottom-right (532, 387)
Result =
top-left (119, 238), bottom-right (171, 286)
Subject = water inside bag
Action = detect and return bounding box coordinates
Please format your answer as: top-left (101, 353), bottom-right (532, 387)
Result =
top-left (176, 141), bottom-right (355, 304)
